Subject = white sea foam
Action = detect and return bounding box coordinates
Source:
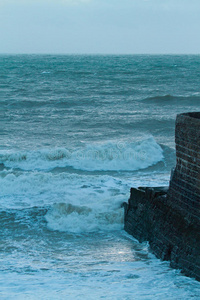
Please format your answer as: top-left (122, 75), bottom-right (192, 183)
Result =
top-left (0, 167), bottom-right (170, 233)
top-left (0, 137), bottom-right (163, 172)
top-left (1, 230), bottom-right (199, 300)
top-left (0, 169), bottom-right (126, 232)
top-left (45, 201), bottom-right (124, 233)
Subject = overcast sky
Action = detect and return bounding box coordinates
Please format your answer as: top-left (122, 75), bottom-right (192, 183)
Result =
top-left (0, 0), bottom-right (200, 54)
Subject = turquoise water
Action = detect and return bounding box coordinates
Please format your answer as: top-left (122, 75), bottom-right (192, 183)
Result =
top-left (0, 55), bottom-right (200, 299)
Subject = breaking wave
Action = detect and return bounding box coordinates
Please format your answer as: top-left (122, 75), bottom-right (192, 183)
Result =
top-left (45, 202), bottom-right (124, 233)
top-left (0, 137), bottom-right (163, 172)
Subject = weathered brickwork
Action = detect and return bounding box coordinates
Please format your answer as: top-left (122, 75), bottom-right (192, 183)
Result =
top-left (124, 112), bottom-right (200, 281)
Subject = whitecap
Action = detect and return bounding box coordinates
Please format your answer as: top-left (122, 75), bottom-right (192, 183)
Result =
top-left (0, 137), bottom-right (163, 172)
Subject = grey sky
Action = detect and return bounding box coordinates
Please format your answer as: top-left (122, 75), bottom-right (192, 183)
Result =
top-left (0, 0), bottom-right (200, 54)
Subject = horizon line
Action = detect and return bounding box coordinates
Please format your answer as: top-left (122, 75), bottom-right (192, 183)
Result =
top-left (0, 52), bottom-right (200, 56)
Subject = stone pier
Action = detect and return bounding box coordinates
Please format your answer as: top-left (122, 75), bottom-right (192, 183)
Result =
top-left (124, 112), bottom-right (200, 281)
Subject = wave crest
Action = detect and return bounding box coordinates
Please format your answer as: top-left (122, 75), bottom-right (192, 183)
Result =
top-left (143, 94), bottom-right (200, 104)
top-left (45, 202), bottom-right (123, 233)
top-left (0, 137), bottom-right (163, 172)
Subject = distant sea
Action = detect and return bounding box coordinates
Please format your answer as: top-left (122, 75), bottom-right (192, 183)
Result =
top-left (0, 55), bottom-right (200, 299)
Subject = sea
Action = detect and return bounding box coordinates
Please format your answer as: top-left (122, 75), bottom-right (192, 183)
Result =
top-left (0, 55), bottom-right (200, 299)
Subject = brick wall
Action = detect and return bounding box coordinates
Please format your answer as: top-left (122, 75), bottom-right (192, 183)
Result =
top-left (168, 112), bottom-right (200, 216)
top-left (124, 112), bottom-right (200, 281)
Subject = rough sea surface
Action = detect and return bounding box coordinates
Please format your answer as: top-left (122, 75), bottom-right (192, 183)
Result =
top-left (0, 55), bottom-right (200, 299)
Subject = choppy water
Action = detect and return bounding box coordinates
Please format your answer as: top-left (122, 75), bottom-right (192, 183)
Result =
top-left (0, 55), bottom-right (200, 299)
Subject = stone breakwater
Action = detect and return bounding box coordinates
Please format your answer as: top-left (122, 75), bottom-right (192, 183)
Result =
top-left (124, 112), bottom-right (200, 281)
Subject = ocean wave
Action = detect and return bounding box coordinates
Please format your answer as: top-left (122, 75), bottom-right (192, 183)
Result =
top-left (0, 137), bottom-right (163, 172)
top-left (1, 99), bottom-right (49, 109)
top-left (0, 169), bottom-right (170, 233)
top-left (45, 202), bottom-right (124, 233)
top-left (142, 94), bottom-right (200, 104)
top-left (0, 194), bottom-right (124, 233)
